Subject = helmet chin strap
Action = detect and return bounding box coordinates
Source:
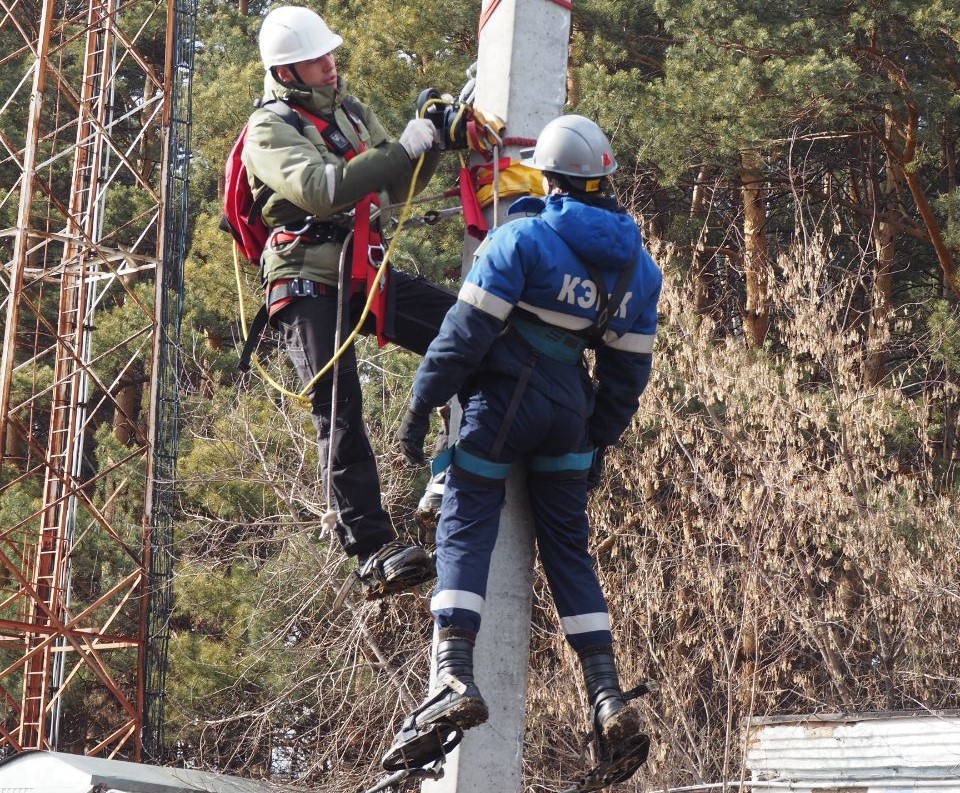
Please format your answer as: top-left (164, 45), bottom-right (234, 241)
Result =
top-left (271, 67), bottom-right (341, 94)
top-left (270, 65), bottom-right (307, 89)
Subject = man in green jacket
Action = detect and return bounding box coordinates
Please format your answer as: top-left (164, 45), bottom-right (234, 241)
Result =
top-left (243, 5), bottom-right (456, 597)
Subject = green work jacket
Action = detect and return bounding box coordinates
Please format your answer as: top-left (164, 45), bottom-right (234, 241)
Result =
top-left (242, 74), bottom-right (440, 286)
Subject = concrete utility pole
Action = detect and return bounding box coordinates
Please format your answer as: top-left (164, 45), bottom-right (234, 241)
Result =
top-left (424, 1), bottom-right (571, 791)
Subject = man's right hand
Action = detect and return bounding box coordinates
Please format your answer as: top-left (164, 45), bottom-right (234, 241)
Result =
top-left (397, 406), bottom-right (431, 466)
top-left (399, 118), bottom-right (437, 159)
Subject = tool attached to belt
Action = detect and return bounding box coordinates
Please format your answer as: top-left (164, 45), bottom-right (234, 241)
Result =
top-left (267, 219), bottom-right (351, 250)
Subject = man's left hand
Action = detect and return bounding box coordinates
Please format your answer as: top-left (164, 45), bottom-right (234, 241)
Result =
top-left (399, 118), bottom-right (437, 159)
top-left (397, 407), bottom-right (431, 466)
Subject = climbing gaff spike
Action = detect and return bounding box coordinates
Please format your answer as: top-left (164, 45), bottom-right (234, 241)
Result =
top-left (364, 758), bottom-right (446, 793)
top-left (381, 720), bottom-right (463, 773)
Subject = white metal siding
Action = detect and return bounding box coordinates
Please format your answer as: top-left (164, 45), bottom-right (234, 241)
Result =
top-left (745, 711), bottom-right (960, 793)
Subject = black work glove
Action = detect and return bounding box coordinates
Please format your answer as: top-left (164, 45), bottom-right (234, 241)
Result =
top-left (397, 406), bottom-right (431, 466)
top-left (586, 446), bottom-right (607, 491)
top-left (416, 87), bottom-right (471, 150)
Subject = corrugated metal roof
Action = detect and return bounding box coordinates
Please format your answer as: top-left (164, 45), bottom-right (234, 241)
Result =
top-left (745, 710), bottom-right (960, 792)
top-left (0, 751), bottom-right (296, 793)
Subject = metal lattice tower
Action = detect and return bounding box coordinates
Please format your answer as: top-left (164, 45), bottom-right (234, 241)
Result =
top-left (0, 0), bottom-right (193, 760)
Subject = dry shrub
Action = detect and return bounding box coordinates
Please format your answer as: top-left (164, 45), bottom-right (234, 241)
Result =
top-left (520, 233), bottom-right (960, 790)
top-left (174, 231), bottom-right (959, 791)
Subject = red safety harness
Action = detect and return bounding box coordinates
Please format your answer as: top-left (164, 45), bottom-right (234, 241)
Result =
top-left (238, 101), bottom-right (390, 371)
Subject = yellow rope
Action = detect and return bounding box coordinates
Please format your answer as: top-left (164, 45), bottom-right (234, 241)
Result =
top-left (233, 242), bottom-right (305, 403)
top-left (295, 154), bottom-right (425, 401)
top-left (234, 154), bottom-right (427, 411)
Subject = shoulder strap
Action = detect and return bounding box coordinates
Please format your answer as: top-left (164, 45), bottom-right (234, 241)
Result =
top-left (340, 97), bottom-right (365, 131)
top-left (540, 220), bottom-right (635, 346)
top-left (577, 258), bottom-right (633, 346)
top-left (245, 99), bottom-right (308, 222)
top-left (259, 98), bottom-right (306, 135)
top-left (281, 100), bottom-right (364, 158)
top-left (246, 97), bottom-right (362, 226)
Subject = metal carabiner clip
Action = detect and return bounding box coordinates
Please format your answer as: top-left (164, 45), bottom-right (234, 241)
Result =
top-left (368, 243), bottom-right (385, 268)
top-left (267, 227), bottom-right (300, 254)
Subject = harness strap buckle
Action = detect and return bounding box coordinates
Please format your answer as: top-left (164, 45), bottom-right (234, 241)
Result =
top-left (287, 277), bottom-right (318, 298)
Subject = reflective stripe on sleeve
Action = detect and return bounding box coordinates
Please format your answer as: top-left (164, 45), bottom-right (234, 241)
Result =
top-left (431, 589), bottom-right (486, 615)
top-left (458, 282), bottom-right (514, 320)
top-left (560, 612), bottom-right (611, 636)
top-left (603, 330), bottom-right (656, 353)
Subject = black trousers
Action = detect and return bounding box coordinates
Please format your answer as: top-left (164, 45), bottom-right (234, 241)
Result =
top-left (275, 270), bottom-right (456, 556)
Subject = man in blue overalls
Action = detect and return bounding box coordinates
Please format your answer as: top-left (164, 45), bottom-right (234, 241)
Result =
top-left (385, 115), bottom-right (662, 772)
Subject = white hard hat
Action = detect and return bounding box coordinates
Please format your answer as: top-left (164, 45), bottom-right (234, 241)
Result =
top-left (521, 115), bottom-right (618, 179)
top-left (258, 6), bottom-right (343, 69)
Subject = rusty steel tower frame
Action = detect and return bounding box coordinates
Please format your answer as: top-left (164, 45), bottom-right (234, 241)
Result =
top-left (0, 0), bottom-right (193, 761)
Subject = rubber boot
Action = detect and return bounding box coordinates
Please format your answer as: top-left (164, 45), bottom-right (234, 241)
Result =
top-left (414, 628), bottom-right (489, 731)
top-left (578, 645), bottom-right (645, 750)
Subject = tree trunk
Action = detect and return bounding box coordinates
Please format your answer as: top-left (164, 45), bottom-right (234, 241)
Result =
top-left (204, 329), bottom-right (224, 351)
top-left (112, 382), bottom-right (140, 445)
top-left (691, 166), bottom-right (715, 318)
top-left (740, 148), bottom-right (769, 348)
top-left (865, 208), bottom-right (894, 387)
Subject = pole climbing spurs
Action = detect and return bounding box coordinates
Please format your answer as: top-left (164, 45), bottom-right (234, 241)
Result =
top-left (332, 540), bottom-right (437, 610)
top-left (363, 757), bottom-right (445, 793)
top-left (380, 686), bottom-right (467, 771)
top-left (558, 681), bottom-right (656, 793)
top-left (363, 713), bottom-right (463, 793)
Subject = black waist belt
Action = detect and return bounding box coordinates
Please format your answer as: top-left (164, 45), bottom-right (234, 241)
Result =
top-left (239, 278), bottom-right (334, 373)
top-left (271, 222), bottom-right (350, 247)
top-left (266, 277), bottom-right (333, 308)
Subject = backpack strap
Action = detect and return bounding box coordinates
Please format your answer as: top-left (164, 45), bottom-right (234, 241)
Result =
top-left (239, 304), bottom-right (270, 373)
top-left (244, 100), bottom-right (307, 224)
top-left (281, 97), bottom-right (368, 158)
top-left (260, 98), bottom-right (306, 134)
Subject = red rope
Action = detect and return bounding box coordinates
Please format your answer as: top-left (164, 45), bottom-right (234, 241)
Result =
top-left (501, 136), bottom-right (537, 147)
top-left (479, 0), bottom-right (571, 35)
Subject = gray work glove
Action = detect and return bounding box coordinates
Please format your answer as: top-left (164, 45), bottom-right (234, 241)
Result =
top-left (397, 406), bottom-right (431, 466)
top-left (398, 118), bottom-right (437, 159)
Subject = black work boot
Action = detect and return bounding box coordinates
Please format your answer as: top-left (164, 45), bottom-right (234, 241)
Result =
top-left (381, 629), bottom-right (489, 772)
top-left (356, 539), bottom-right (435, 599)
top-left (413, 628), bottom-right (489, 731)
top-left (578, 645), bottom-right (647, 751)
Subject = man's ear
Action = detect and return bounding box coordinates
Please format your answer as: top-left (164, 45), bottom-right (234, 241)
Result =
top-left (274, 65), bottom-right (293, 84)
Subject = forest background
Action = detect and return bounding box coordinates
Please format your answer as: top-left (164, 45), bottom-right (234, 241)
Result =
top-left (4, 0), bottom-right (960, 790)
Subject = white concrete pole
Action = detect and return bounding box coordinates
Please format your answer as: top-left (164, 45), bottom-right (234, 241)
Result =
top-left (423, 2), bottom-right (571, 792)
